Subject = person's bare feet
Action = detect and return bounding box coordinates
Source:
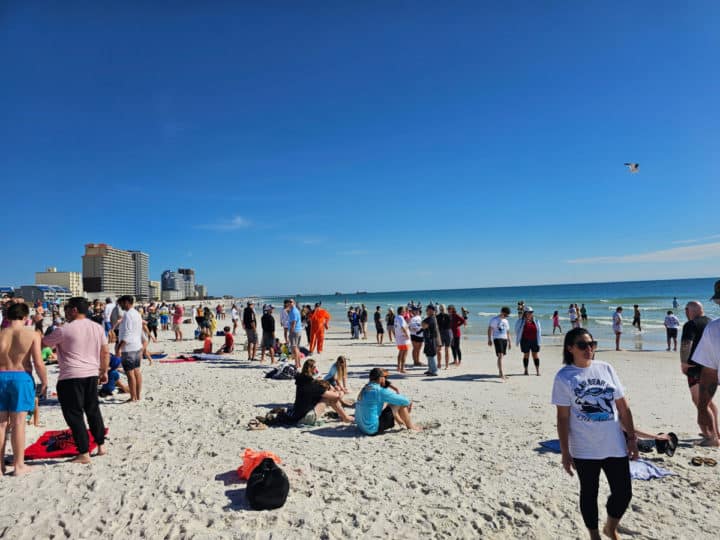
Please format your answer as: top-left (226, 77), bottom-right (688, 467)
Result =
top-left (68, 453), bottom-right (92, 465)
top-left (95, 444), bottom-right (107, 456)
top-left (408, 425), bottom-right (423, 432)
top-left (12, 463), bottom-right (37, 476)
top-left (602, 523), bottom-right (620, 540)
top-left (698, 437), bottom-right (720, 447)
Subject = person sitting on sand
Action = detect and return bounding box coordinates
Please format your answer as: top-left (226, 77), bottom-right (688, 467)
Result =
top-left (192, 329), bottom-right (213, 354)
top-left (282, 359), bottom-right (353, 425)
top-left (355, 368), bottom-right (420, 435)
top-left (216, 326), bottom-right (234, 354)
top-left (98, 355), bottom-right (130, 397)
top-left (324, 356), bottom-right (349, 394)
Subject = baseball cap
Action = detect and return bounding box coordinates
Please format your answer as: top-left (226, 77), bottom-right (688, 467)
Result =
top-left (524, 306), bottom-right (534, 313)
top-left (264, 304), bottom-right (274, 311)
top-left (711, 280), bottom-right (720, 301)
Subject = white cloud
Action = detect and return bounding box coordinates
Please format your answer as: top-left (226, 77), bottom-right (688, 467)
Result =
top-left (196, 216), bottom-right (251, 231)
top-left (672, 234), bottom-right (720, 245)
top-left (568, 242), bottom-right (720, 264)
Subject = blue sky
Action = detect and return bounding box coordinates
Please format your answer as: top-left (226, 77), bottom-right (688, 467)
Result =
top-left (1, 1), bottom-right (718, 296)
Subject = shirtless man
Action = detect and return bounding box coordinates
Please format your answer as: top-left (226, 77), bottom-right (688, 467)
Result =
top-left (0, 302), bottom-right (48, 476)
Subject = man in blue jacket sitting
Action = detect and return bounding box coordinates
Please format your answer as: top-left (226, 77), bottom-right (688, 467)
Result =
top-left (355, 368), bottom-right (421, 435)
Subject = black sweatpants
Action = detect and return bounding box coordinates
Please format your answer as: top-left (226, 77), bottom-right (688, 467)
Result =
top-left (451, 336), bottom-right (462, 362)
top-left (57, 376), bottom-right (106, 454)
top-left (573, 456), bottom-right (632, 530)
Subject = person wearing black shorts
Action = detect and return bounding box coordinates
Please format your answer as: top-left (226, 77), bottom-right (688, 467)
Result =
top-left (373, 306), bottom-right (384, 345)
top-left (680, 301), bottom-right (717, 441)
top-left (514, 307), bottom-right (542, 376)
top-left (488, 307), bottom-right (512, 380)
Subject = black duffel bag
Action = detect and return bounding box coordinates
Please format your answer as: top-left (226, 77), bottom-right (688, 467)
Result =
top-left (246, 457), bottom-right (290, 510)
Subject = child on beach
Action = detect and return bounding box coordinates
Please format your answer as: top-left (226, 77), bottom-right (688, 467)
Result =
top-left (216, 326), bottom-right (234, 354)
top-left (324, 356), bottom-right (349, 393)
top-left (193, 330), bottom-right (213, 354)
top-left (552, 311), bottom-right (562, 335)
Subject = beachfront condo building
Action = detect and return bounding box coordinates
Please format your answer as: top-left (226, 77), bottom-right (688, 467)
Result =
top-left (161, 268), bottom-right (205, 300)
top-left (82, 244), bottom-right (151, 300)
top-left (148, 280), bottom-right (161, 301)
top-left (35, 268), bottom-right (83, 297)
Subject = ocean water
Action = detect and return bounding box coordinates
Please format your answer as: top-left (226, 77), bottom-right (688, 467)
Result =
top-left (265, 278), bottom-right (719, 352)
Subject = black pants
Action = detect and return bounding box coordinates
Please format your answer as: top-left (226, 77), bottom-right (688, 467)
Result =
top-left (573, 456), bottom-right (632, 530)
top-left (451, 336), bottom-right (462, 361)
top-left (57, 376), bottom-right (106, 454)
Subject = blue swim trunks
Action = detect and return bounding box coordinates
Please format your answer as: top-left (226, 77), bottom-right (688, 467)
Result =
top-left (0, 371), bottom-right (35, 412)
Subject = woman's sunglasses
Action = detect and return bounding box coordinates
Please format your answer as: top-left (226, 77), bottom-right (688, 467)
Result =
top-left (574, 340), bottom-right (598, 350)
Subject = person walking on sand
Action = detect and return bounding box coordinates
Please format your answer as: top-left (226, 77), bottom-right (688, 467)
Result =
top-left (43, 297), bottom-right (109, 464)
top-left (394, 306), bottom-right (411, 373)
top-left (115, 295), bottom-right (144, 402)
top-left (612, 307), bottom-right (623, 351)
top-left (664, 310), bottom-right (680, 352)
top-left (515, 307), bottom-right (542, 376)
top-left (260, 305), bottom-right (276, 364)
top-left (488, 307), bottom-right (512, 380)
top-left (231, 304), bottom-right (240, 335)
top-left (680, 300), bottom-right (718, 444)
top-left (0, 302), bottom-right (48, 476)
top-left (552, 327), bottom-right (638, 540)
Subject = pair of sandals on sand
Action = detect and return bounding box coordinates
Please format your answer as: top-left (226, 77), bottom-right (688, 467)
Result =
top-left (691, 456), bottom-right (717, 467)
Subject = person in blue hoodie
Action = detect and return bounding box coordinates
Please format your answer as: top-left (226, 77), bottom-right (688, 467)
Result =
top-left (98, 355), bottom-right (129, 397)
top-left (355, 368), bottom-right (421, 434)
top-left (515, 306), bottom-right (543, 376)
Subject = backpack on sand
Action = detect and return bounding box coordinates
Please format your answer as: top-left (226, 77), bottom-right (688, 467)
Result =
top-left (246, 457), bottom-right (290, 510)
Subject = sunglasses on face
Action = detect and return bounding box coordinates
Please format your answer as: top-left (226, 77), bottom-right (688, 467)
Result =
top-left (574, 340), bottom-right (598, 350)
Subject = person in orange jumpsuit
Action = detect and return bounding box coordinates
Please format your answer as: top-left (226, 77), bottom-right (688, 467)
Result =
top-left (309, 303), bottom-right (331, 353)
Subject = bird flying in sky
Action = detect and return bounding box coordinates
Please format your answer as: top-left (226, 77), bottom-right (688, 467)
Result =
top-left (624, 163), bottom-right (639, 173)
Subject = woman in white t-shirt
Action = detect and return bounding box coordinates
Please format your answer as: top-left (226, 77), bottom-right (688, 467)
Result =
top-left (551, 328), bottom-right (638, 540)
top-left (394, 306), bottom-right (411, 373)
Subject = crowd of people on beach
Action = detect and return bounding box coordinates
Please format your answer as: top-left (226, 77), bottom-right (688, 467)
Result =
top-left (3, 281), bottom-right (720, 540)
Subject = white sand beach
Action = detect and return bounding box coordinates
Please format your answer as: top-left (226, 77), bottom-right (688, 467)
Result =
top-left (1, 310), bottom-right (719, 539)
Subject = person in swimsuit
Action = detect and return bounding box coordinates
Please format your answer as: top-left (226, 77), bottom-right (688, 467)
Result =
top-left (0, 303), bottom-right (48, 476)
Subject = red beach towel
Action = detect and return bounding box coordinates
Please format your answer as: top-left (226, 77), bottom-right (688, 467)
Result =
top-left (24, 428), bottom-right (109, 460)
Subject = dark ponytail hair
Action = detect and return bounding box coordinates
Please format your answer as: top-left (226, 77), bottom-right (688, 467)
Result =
top-left (563, 327), bottom-right (593, 365)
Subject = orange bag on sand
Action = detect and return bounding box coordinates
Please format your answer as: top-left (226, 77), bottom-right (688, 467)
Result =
top-left (238, 448), bottom-right (282, 480)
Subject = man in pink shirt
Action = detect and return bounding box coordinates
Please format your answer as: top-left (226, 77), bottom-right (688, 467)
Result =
top-left (172, 304), bottom-right (184, 342)
top-left (43, 297), bottom-right (109, 464)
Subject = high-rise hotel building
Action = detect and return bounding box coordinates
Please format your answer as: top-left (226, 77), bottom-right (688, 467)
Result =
top-left (82, 244), bottom-right (150, 300)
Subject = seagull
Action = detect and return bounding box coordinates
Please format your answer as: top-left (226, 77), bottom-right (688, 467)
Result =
top-left (624, 163), bottom-right (639, 173)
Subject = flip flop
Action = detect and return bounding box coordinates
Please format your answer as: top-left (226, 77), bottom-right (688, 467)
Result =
top-left (703, 457), bottom-right (717, 467)
top-left (691, 456), bottom-right (704, 466)
top-left (418, 421), bottom-right (441, 430)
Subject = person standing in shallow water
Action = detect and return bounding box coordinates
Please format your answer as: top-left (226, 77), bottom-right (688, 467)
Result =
top-left (631, 305), bottom-right (641, 332)
top-left (612, 307), bottom-right (623, 351)
top-left (552, 327), bottom-right (637, 540)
